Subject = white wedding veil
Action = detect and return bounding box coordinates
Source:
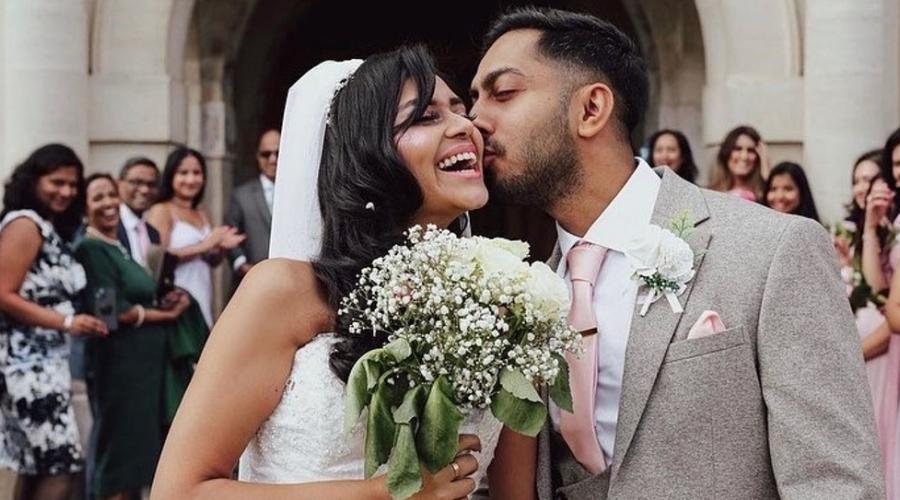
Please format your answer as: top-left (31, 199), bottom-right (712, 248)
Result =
top-left (268, 59), bottom-right (363, 260)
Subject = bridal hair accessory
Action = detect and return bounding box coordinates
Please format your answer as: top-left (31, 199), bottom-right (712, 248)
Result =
top-left (326, 76), bottom-right (355, 126)
top-left (268, 59), bottom-right (364, 260)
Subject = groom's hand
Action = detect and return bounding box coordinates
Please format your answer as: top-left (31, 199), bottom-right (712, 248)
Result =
top-left (411, 434), bottom-right (482, 500)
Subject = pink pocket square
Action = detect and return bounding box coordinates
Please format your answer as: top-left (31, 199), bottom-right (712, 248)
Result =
top-left (687, 310), bottom-right (726, 339)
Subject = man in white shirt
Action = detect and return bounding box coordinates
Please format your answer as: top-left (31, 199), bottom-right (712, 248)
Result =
top-left (117, 156), bottom-right (161, 266)
top-left (226, 129), bottom-right (279, 281)
top-left (471, 7), bottom-right (882, 499)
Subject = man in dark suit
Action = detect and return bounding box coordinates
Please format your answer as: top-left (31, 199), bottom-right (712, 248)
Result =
top-left (227, 129), bottom-right (279, 279)
top-left (117, 156), bottom-right (161, 265)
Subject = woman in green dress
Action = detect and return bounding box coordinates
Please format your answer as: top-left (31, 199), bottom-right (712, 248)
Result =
top-left (74, 174), bottom-right (191, 500)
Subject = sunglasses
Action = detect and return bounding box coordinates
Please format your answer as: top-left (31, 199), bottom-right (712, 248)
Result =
top-left (258, 150), bottom-right (279, 159)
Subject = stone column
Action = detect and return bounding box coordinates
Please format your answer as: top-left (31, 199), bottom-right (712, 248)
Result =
top-left (0, 0), bottom-right (90, 186)
top-left (804, 0), bottom-right (887, 223)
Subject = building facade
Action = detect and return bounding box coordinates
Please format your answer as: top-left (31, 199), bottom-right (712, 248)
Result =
top-left (1, 0), bottom-right (898, 250)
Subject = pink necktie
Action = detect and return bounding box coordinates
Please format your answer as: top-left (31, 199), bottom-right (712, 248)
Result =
top-left (560, 242), bottom-right (608, 474)
top-left (136, 221), bottom-right (151, 260)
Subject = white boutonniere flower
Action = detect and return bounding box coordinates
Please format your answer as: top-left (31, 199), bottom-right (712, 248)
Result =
top-left (625, 213), bottom-right (697, 316)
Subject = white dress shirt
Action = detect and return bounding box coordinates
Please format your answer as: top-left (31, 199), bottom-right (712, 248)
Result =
top-left (550, 159), bottom-right (661, 464)
top-left (260, 174), bottom-right (275, 212)
top-left (119, 203), bottom-right (149, 266)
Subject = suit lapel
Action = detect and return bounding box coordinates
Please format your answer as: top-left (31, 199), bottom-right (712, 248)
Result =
top-left (116, 221), bottom-right (132, 255)
top-left (610, 168), bottom-right (712, 476)
top-left (253, 178), bottom-right (272, 226)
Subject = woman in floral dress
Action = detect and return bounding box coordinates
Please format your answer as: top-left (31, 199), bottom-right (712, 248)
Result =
top-left (0, 144), bottom-right (107, 500)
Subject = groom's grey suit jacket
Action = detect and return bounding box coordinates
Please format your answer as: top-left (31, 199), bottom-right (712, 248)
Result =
top-left (538, 168), bottom-right (884, 499)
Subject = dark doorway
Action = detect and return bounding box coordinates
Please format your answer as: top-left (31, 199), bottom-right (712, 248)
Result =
top-left (231, 0), bottom-right (642, 260)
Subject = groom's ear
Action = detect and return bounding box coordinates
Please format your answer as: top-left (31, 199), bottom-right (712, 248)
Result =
top-left (576, 83), bottom-right (615, 139)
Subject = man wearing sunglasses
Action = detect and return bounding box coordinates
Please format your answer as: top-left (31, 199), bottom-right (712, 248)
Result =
top-left (227, 128), bottom-right (280, 281)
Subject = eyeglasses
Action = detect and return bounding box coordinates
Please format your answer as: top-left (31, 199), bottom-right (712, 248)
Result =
top-left (258, 150), bottom-right (279, 159)
top-left (124, 179), bottom-right (158, 190)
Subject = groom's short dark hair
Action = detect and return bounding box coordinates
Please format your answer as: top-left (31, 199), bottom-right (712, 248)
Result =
top-left (483, 7), bottom-right (649, 140)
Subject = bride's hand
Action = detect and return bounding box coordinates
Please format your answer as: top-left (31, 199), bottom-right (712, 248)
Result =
top-left (411, 434), bottom-right (482, 500)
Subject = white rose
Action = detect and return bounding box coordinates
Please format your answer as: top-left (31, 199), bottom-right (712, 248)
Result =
top-left (447, 240), bottom-right (478, 276)
top-left (526, 262), bottom-right (570, 316)
top-left (655, 229), bottom-right (695, 283)
top-left (472, 236), bottom-right (530, 260)
top-left (624, 224), bottom-right (664, 276)
top-left (472, 238), bottom-right (529, 277)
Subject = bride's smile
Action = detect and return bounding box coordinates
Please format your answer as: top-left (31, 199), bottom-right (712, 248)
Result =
top-left (395, 77), bottom-right (489, 227)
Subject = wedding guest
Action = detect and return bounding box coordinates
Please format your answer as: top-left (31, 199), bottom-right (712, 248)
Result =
top-left (117, 157), bottom-right (161, 265)
top-left (866, 247), bottom-right (900, 498)
top-left (835, 151), bottom-right (883, 267)
top-left (763, 162), bottom-right (820, 222)
top-left (74, 174), bottom-right (191, 500)
top-left (880, 128), bottom-right (900, 208)
top-left (709, 125), bottom-right (768, 202)
top-left (645, 129), bottom-right (698, 184)
top-left (226, 129), bottom-right (279, 281)
top-left (146, 147), bottom-right (245, 326)
top-left (870, 128), bottom-right (900, 495)
top-left (0, 144), bottom-right (107, 500)
top-left (861, 178), bottom-right (897, 295)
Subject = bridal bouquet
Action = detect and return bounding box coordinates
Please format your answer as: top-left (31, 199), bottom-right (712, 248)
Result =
top-left (342, 225), bottom-right (580, 499)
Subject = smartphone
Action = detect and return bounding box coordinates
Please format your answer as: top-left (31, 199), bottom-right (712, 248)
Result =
top-left (93, 287), bottom-right (118, 331)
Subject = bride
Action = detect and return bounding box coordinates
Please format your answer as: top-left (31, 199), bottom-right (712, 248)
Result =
top-left (152, 45), bottom-right (536, 499)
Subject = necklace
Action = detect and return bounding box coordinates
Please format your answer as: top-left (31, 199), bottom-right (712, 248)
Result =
top-left (85, 226), bottom-right (130, 257)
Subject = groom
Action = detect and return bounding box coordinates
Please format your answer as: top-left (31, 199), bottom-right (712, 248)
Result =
top-left (471, 7), bottom-right (884, 499)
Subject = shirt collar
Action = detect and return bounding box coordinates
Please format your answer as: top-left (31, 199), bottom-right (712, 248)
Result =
top-left (556, 158), bottom-right (661, 272)
top-left (259, 174), bottom-right (275, 191)
top-left (119, 203), bottom-right (142, 229)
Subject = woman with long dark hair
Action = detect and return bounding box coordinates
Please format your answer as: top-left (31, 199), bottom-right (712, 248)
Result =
top-left (0, 144), bottom-right (107, 500)
top-left (153, 46), bottom-right (532, 499)
top-left (645, 129), bottom-right (698, 184)
top-left (763, 162), bottom-right (820, 222)
top-left (709, 125), bottom-right (768, 202)
top-left (869, 128), bottom-right (900, 497)
top-left (146, 147), bottom-right (245, 326)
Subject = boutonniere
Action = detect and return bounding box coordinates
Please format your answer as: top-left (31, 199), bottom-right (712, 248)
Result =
top-left (625, 213), bottom-right (698, 317)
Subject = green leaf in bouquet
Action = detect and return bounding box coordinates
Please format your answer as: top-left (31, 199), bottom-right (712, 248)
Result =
top-left (344, 349), bottom-right (387, 432)
top-left (490, 387), bottom-right (547, 437)
top-left (499, 368), bottom-right (541, 403)
top-left (384, 338), bottom-right (412, 363)
top-left (394, 384), bottom-right (428, 424)
top-left (549, 354), bottom-right (573, 413)
top-left (417, 376), bottom-right (464, 473)
top-left (344, 349), bottom-right (392, 432)
top-left (387, 423), bottom-right (423, 500)
top-left (365, 377), bottom-right (397, 478)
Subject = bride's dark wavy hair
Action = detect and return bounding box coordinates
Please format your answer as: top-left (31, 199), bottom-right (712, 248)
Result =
top-left (315, 45), bottom-right (439, 382)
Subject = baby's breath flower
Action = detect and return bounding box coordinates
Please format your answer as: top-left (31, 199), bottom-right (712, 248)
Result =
top-left (339, 226), bottom-right (581, 409)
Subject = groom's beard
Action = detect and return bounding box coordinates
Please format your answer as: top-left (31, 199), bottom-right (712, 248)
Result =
top-left (486, 108), bottom-right (581, 210)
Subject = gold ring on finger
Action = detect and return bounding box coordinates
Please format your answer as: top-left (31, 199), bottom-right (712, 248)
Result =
top-left (450, 461), bottom-right (461, 479)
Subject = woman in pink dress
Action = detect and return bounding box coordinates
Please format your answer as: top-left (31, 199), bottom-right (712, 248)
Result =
top-left (879, 129), bottom-right (900, 496)
top-left (709, 125), bottom-right (769, 202)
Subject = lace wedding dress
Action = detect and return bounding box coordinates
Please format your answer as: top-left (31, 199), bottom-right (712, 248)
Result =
top-left (238, 333), bottom-right (504, 488)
